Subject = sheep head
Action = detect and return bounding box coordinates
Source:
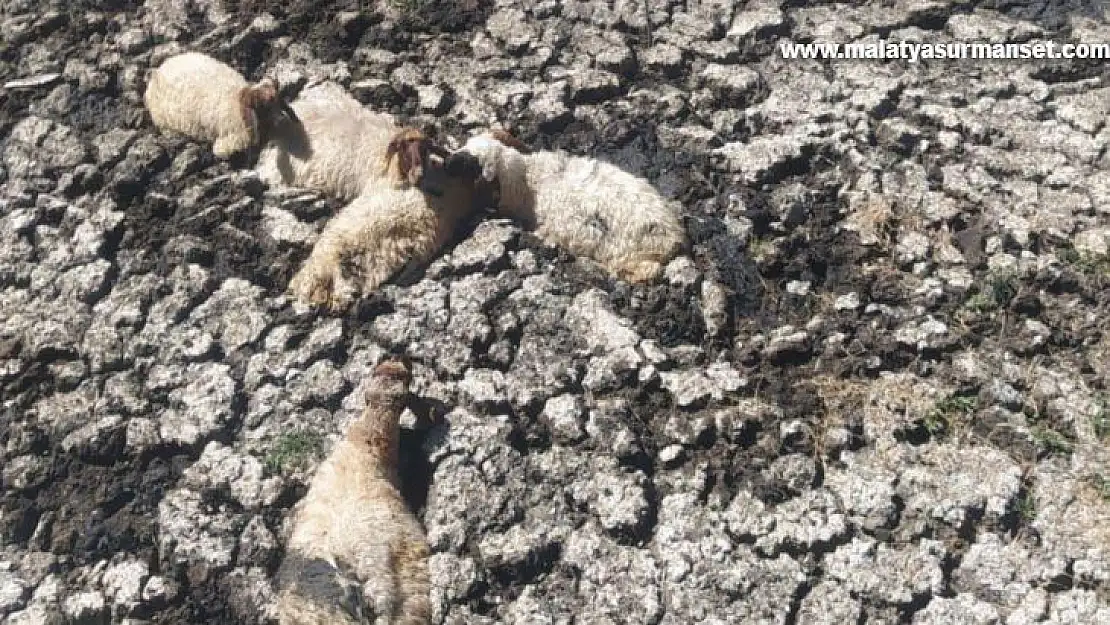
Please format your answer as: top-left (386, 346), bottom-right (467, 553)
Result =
top-left (368, 358), bottom-right (411, 400)
top-left (239, 77), bottom-right (299, 141)
top-left (383, 128), bottom-right (452, 188)
top-left (438, 149), bottom-right (500, 207)
top-left (451, 135), bottom-right (509, 184)
top-left (441, 132), bottom-right (535, 212)
top-left (348, 357), bottom-right (411, 465)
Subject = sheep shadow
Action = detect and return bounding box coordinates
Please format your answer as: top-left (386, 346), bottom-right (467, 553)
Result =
top-left (261, 114), bottom-right (314, 183)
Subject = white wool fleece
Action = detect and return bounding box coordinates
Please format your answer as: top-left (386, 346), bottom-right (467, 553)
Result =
top-left (460, 133), bottom-right (688, 283)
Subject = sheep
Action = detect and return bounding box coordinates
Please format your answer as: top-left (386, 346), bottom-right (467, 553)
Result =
top-left (144, 52), bottom-right (296, 159)
top-left (446, 130), bottom-right (688, 283)
top-left (287, 139), bottom-right (490, 311)
top-left (256, 82), bottom-right (449, 201)
top-left (274, 359), bottom-right (430, 625)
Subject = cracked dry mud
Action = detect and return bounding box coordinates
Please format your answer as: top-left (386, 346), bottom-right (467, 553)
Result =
top-left (2, 1), bottom-right (1110, 624)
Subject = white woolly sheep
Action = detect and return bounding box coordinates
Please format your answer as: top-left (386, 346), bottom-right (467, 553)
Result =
top-left (275, 359), bottom-right (430, 625)
top-left (446, 130), bottom-right (688, 283)
top-left (287, 141), bottom-right (491, 311)
top-left (144, 52), bottom-right (295, 159)
top-left (256, 82), bottom-right (448, 201)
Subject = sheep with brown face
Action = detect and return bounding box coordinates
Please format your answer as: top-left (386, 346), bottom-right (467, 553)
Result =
top-left (144, 52), bottom-right (296, 159)
top-left (256, 82), bottom-right (448, 201)
top-left (287, 129), bottom-right (490, 312)
top-left (384, 127), bottom-right (452, 189)
top-left (446, 130), bottom-right (687, 283)
top-left (274, 359), bottom-right (431, 625)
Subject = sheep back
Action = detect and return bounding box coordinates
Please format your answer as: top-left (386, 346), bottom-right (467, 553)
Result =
top-left (257, 82), bottom-right (405, 201)
top-left (144, 52), bottom-right (253, 157)
top-left (535, 153), bottom-right (686, 281)
top-left (467, 135), bottom-right (686, 282)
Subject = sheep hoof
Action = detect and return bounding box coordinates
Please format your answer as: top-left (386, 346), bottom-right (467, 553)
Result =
top-left (213, 135), bottom-right (251, 160)
top-left (212, 138), bottom-right (236, 159)
top-left (616, 259), bottom-right (664, 284)
top-left (289, 264), bottom-right (352, 313)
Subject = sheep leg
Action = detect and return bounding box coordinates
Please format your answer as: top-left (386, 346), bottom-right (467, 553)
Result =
top-left (213, 130), bottom-right (252, 159)
top-left (288, 233), bottom-right (359, 313)
top-left (290, 204), bottom-right (440, 310)
top-left (611, 255), bottom-right (666, 283)
top-left (346, 213), bottom-right (441, 297)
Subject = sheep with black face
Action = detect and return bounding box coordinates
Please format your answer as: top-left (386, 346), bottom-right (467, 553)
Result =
top-left (446, 130), bottom-right (687, 283)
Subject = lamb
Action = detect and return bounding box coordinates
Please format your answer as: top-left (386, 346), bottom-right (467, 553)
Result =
top-left (256, 82), bottom-right (449, 201)
top-left (446, 131), bottom-right (688, 283)
top-left (287, 139), bottom-right (490, 311)
top-left (275, 359), bottom-right (431, 625)
top-left (144, 52), bottom-right (296, 159)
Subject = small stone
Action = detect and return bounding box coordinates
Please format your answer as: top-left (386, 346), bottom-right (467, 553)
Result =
top-left (835, 292), bottom-right (861, 311)
top-left (728, 5), bottom-right (785, 39)
top-left (659, 444), bottom-right (685, 466)
top-left (787, 280), bottom-right (811, 296)
top-left (0, 572), bottom-right (29, 614)
top-left (701, 64), bottom-right (762, 106)
top-left (573, 465), bottom-right (651, 535)
top-left (664, 256), bottom-right (700, 288)
top-left (541, 394), bottom-right (586, 444)
top-left (569, 68), bottom-right (621, 104)
top-left (643, 44), bottom-right (685, 77)
top-left (418, 84), bottom-right (450, 115)
top-left (486, 8), bottom-right (537, 53)
top-left (261, 206), bottom-right (316, 245)
top-left (459, 368), bottom-right (507, 407)
top-left (101, 559), bottom-right (149, 612)
top-left (63, 591), bottom-right (107, 623)
top-left (566, 289), bottom-right (641, 353)
top-left (157, 363), bottom-right (237, 447)
top-left (142, 575), bottom-right (178, 606)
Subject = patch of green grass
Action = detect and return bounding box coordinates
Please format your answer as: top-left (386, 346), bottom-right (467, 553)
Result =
top-left (1030, 425), bottom-right (1074, 457)
top-left (1092, 396), bottom-right (1110, 441)
top-left (264, 431), bottom-right (324, 474)
top-left (964, 271), bottom-right (1018, 313)
top-left (1021, 400), bottom-right (1077, 458)
top-left (1016, 488), bottom-right (1037, 523)
top-left (389, 0), bottom-right (430, 16)
top-left (924, 394), bottom-right (979, 436)
top-left (1059, 246), bottom-right (1110, 278)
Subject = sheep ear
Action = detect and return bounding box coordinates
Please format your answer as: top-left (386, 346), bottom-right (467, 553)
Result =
top-left (489, 128), bottom-right (531, 154)
top-left (239, 91), bottom-right (260, 141)
top-left (278, 100), bottom-right (299, 124)
top-left (383, 137), bottom-right (401, 175)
